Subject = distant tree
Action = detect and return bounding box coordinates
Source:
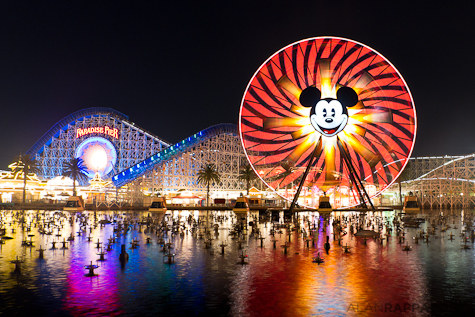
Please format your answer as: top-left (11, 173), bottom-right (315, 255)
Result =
top-left (13, 154), bottom-right (40, 204)
top-left (197, 163), bottom-right (221, 207)
top-left (62, 158), bottom-right (88, 196)
top-left (238, 164), bottom-right (257, 195)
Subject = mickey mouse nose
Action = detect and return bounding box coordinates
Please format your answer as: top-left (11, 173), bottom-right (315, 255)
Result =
top-left (325, 118), bottom-right (333, 123)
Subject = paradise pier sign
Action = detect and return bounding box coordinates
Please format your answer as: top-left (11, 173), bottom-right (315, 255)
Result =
top-left (76, 126), bottom-right (119, 139)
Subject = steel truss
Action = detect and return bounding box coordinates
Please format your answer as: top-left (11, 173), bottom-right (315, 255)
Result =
top-left (27, 108), bottom-right (169, 181)
top-left (392, 154), bottom-right (475, 208)
top-left (121, 124), bottom-right (259, 198)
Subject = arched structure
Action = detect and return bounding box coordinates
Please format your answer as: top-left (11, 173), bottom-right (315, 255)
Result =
top-left (395, 154), bottom-right (475, 208)
top-left (113, 123), bottom-right (254, 196)
top-left (27, 107), bottom-right (169, 181)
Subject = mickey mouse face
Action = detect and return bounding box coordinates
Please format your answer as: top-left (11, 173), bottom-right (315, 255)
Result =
top-left (299, 86), bottom-right (358, 137)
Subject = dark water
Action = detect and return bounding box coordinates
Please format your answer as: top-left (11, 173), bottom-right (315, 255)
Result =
top-left (0, 209), bottom-right (474, 316)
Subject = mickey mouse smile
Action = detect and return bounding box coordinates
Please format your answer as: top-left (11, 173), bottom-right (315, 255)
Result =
top-left (318, 126), bottom-right (337, 135)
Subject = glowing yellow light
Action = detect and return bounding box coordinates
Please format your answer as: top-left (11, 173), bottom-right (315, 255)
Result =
top-left (287, 134), bottom-right (319, 163)
top-left (263, 117), bottom-right (308, 129)
top-left (320, 79), bottom-right (336, 98)
top-left (277, 75), bottom-right (302, 98)
top-left (83, 145), bottom-right (108, 172)
top-left (317, 59), bottom-right (336, 98)
top-left (290, 104), bottom-right (311, 117)
top-left (291, 125), bottom-right (316, 140)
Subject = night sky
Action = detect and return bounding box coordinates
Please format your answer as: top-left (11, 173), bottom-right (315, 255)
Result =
top-left (0, 1), bottom-right (474, 168)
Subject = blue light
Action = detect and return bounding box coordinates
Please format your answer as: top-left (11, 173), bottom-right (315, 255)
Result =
top-left (75, 136), bottom-right (117, 179)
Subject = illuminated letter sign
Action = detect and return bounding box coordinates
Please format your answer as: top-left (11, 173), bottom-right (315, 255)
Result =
top-left (76, 126), bottom-right (119, 139)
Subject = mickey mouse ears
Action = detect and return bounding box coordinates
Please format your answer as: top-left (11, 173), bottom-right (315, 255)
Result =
top-left (299, 86), bottom-right (358, 108)
top-left (336, 87), bottom-right (358, 108)
top-left (299, 87), bottom-right (321, 108)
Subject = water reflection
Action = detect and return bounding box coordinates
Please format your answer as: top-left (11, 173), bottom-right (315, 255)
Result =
top-left (62, 223), bottom-right (123, 316)
top-left (0, 209), bottom-right (474, 316)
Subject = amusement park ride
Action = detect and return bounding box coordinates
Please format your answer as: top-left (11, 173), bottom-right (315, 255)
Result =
top-left (15, 39), bottom-right (419, 211)
top-left (239, 37), bottom-right (417, 212)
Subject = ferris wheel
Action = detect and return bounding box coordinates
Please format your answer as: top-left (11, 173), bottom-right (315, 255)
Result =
top-left (239, 37), bottom-right (416, 209)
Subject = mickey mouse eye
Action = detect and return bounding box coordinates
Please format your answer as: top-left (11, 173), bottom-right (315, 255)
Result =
top-left (331, 108), bottom-right (335, 117)
top-left (323, 109), bottom-right (327, 117)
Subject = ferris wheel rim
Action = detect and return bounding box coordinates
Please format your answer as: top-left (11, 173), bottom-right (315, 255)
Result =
top-left (239, 36), bottom-right (417, 208)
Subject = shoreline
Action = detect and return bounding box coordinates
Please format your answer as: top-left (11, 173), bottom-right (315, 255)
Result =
top-left (1, 203), bottom-right (400, 212)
